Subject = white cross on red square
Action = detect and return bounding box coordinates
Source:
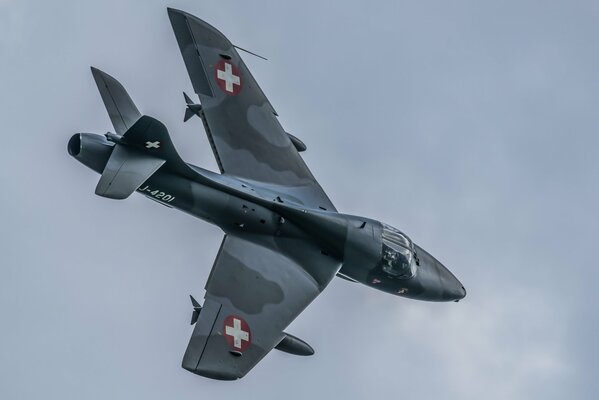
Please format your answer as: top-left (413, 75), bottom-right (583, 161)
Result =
top-left (223, 315), bottom-right (251, 351)
top-left (215, 60), bottom-right (242, 95)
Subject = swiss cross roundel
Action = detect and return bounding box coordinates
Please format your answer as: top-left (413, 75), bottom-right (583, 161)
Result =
top-left (223, 315), bottom-right (251, 352)
top-left (215, 59), bottom-right (242, 95)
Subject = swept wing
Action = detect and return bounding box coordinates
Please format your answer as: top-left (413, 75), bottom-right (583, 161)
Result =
top-left (183, 235), bottom-right (340, 380)
top-left (168, 8), bottom-right (335, 211)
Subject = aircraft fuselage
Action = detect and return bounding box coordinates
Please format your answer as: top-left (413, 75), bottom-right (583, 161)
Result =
top-left (69, 133), bottom-right (466, 302)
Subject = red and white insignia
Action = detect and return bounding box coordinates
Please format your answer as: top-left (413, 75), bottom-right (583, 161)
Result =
top-left (215, 60), bottom-right (242, 95)
top-left (223, 315), bottom-right (251, 352)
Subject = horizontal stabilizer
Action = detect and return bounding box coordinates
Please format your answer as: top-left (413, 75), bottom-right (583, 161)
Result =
top-left (91, 67), bottom-right (141, 135)
top-left (95, 144), bottom-right (165, 200)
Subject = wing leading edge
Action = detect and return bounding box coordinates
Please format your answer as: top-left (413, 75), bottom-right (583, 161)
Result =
top-left (183, 235), bottom-right (341, 380)
top-left (168, 8), bottom-right (336, 211)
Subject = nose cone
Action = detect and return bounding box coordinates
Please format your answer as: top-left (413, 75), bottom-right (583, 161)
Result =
top-left (413, 244), bottom-right (466, 302)
top-left (457, 284), bottom-right (467, 300)
top-left (434, 260), bottom-right (466, 301)
top-left (446, 271), bottom-right (467, 301)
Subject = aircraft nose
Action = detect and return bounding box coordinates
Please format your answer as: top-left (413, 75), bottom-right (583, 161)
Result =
top-left (413, 244), bottom-right (466, 302)
top-left (439, 264), bottom-right (466, 302)
top-left (454, 282), bottom-right (467, 301)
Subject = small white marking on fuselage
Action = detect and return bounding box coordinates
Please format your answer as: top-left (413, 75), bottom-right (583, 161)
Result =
top-left (145, 141), bottom-right (160, 149)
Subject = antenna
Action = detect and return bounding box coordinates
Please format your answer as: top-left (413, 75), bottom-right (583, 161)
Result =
top-left (233, 45), bottom-right (268, 61)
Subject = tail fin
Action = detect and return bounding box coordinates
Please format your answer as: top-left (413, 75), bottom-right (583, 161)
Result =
top-left (91, 67), bottom-right (141, 135)
top-left (90, 68), bottom-right (199, 199)
top-left (121, 115), bottom-right (189, 170)
top-left (95, 115), bottom-right (198, 200)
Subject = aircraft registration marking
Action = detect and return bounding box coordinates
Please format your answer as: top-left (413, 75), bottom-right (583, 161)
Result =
top-left (138, 185), bottom-right (176, 203)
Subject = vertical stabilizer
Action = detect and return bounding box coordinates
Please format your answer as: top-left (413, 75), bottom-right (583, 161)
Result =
top-left (91, 67), bottom-right (141, 135)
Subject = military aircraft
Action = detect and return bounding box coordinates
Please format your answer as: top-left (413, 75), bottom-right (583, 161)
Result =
top-left (68, 8), bottom-right (466, 380)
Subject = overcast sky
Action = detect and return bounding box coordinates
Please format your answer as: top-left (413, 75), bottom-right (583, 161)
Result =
top-left (1, 0), bottom-right (598, 399)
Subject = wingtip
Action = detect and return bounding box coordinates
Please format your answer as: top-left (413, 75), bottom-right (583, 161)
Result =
top-left (167, 7), bottom-right (231, 47)
top-left (90, 66), bottom-right (102, 77)
top-left (167, 7), bottom-right (187, 18)
top-left (90, 66), bottom-right (111, 80)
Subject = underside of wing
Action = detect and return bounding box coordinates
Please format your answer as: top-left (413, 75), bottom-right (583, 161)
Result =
top-left (183, 235), bottom-right (341, 380)
top-left (168, 8), bottom-right (336, 211)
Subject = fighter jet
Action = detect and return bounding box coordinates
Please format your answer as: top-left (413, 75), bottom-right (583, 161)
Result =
top-left (68, 8), bottom-right (466, 380)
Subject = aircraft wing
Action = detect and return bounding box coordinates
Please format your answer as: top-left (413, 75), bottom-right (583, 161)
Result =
top-left (168, 8), bottom-right (336, 211)
top-left (183, 234), bottom-right (341, 380)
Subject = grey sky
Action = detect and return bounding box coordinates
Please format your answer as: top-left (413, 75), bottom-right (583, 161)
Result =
top-left (1, 0), bottom-right (597, 399)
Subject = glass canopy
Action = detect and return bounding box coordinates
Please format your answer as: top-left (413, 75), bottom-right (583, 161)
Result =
top-left (379, 224), bottom-right (417, 279)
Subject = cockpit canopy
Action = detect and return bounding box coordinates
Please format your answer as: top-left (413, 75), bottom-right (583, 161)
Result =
top-left (379, 224), bottom-right (417, 279)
